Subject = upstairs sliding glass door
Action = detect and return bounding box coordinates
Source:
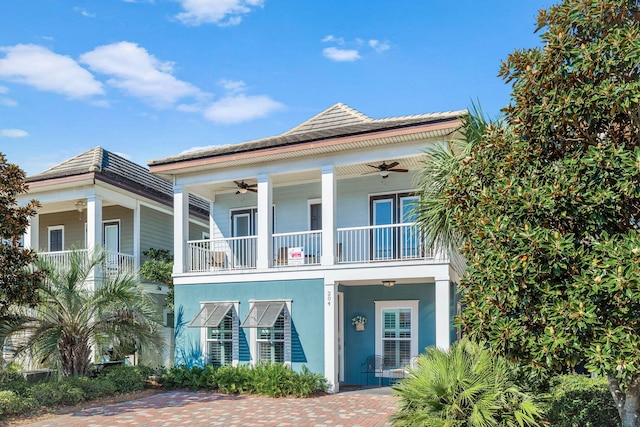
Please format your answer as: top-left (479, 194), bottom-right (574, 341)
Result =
top-left (370, 194), bottom-right (419, 261)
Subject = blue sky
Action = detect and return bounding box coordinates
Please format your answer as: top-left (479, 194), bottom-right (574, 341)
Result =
top-left (0, 1), bottom-right (552, 175)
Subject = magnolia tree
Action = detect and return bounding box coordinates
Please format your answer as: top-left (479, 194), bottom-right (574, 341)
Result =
top-left (0, 152), bottom-right (43, 314)
top-left (425, 1), bottom-right (640, 425)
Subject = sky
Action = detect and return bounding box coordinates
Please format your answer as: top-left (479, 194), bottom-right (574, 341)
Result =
top-left (0, 0), bottom-right (553, 176)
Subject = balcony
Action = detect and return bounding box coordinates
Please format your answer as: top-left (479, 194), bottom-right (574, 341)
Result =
top-left (185, 223), bottom-right (432, 273)
top-left (37, 250), bottom-right (135, 278)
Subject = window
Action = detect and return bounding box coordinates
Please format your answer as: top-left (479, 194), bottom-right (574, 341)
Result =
top-left (48, 226), bottom-right (64, 252)
top-left (189, 302), bottom-right (238, 367)
top-left (370, 193), bottom-right (420, 260)
top-left (241, 300), bottom-right (291, 365)
top-left (375, 300), bottom-right (418, 372)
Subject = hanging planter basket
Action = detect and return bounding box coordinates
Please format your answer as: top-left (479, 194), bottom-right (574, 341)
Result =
top-left (355, 322), bottom-right (365, 332)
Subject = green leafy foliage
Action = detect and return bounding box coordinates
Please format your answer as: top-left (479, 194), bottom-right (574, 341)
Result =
top-left (391, 339), bottom-right (542, 427)
top-left (0, 390), bottom-right (37, 416)
top-left (139, 248), bottom-right (174, 309)
top-left (0, 370), bottom-right (30, 397)
top-left (100, 365), bottom-right (150, 393)
top-left (160, 363), bottom-right (327, 397)
top-left (414, 1), bottom-right (640, 424)
top-left (0, 249), bottom-right (164, 377)
top-left (544, 374), bottom-right (618, 427)
top-left (0, 152), bottom-right (44, 314)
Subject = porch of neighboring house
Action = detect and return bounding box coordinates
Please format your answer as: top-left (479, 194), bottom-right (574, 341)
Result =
top-left (24, 196), bottom-right (139, 285)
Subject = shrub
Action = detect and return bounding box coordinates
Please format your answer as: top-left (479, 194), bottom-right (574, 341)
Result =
top-left (213, 364), bottom-right (254, 394)
top-left (544, 374), bottom-right (618, 427)
top-left (30, 380), bottom-right (86, 407)
top-left (0, 370), bottom-right (31, 397)
top-left (0, 390), bottom-right (37, 416)
top-left (391, 338), bottom-right (542, 427)
top-left (63, 376), bottom-right (116, 400)
top-left (162, 364), bottom-right (216, 390)
top-left (100, 365), bottom-right (148, 393)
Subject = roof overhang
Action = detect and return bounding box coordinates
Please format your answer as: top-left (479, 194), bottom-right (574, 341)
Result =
top-left (149, 119), bottom-right (462, 177)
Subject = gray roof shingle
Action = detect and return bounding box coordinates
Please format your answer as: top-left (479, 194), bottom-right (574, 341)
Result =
top-left (27, 147), bottom-right (209, 216)
top-left (149, 103), bottom-right (465, 166)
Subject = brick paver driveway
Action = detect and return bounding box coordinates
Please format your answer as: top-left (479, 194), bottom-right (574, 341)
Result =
top-left (23, 388), bottom-right (398, 427)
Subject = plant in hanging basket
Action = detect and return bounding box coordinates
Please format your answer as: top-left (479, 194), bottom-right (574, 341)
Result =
top-left (351, 315), bottom-right (367, 326)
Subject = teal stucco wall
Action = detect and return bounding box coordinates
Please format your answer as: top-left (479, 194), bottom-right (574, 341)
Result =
top-left (340, 283), bottom-right (436, 385)
top-left (174, 278), bottom-right (324, 375)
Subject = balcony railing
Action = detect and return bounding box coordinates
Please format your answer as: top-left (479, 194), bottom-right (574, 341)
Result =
top-left (272, 230), bottom-right (322, 266)
top-left (38, 249), bottom-right (135, 278)
top-left (337, 222), bottom-right (432, 264)
top-left (185, 223), bottom-right (432, 273)
top-left (188, 236), bottom-right (257, 272)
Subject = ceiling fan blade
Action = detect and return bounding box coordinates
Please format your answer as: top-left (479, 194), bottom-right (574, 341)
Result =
top-left (234, 180), bottom-right (243, 186)
top-left (366, 164), bottom-right (380, 169)
top-left (235, 190), bottom-right (241, 195)
top-left (386, 161), bottom-right (399, 169)
top-left (389, 168), bottom-right (408, 173)
top-left (247, 188), bottom-right (258, 193)
top-left (247, 183), bottom-right (258, 188)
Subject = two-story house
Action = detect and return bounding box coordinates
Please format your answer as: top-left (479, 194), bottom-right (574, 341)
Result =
top-left (13, 146), bottom-right (209, 366)
top-left (148, 103), bottom-right (465, 391)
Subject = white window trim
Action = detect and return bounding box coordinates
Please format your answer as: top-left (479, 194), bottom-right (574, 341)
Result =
top-left (47, 225), bottom-right (64, 252)
top-left (199, 301), bottom-right (240, 367)
top-left (248, 299), bottom-right (292, 367)
top-left (202, 231), bottom-right (210, 240)
top-left (374, 300), bottom-right (419, 377)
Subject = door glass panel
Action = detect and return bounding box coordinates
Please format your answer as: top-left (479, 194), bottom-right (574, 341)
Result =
top-left (373, 199), bottom-right (393, 260)
top-left (232, 213), bottom-right (251, 267)
top-left (400, 197), bottom-right (419, 258)
top-left (49, 229), bottom-right (63, 252)
top-left (103, 223), bottom-right (120, 274)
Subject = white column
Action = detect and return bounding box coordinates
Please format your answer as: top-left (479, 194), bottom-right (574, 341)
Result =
top-left (86, 195), bottom-right (103, 252)
top-left (435, 278), bottom-right (452, 349)
top-left (321, 165), bottom-right (336, 266)
top-left (256, 173), bottom-right (273, 269)
top-left (133, 201), bottom-right (141, 270)
top-left (209, 197), bottom-right (223, 239)
top-left (24, 214), bottom-right (39, 251)
top-left (86, 195), bottom-right (103, 289)
top-left (324, 280), bottom-right (339, 393)
top-left (173, 184), bottom-right (189, 274)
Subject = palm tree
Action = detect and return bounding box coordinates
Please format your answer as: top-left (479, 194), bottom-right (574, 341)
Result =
top-left (414, 103), bottom-right (495, 262)
top-left (391, 339), bottom-right (541, 427)
top-left (0, 248), bottom-right (164, 376)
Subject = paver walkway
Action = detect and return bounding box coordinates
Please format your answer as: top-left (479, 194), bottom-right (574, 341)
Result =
top-left (23, 388), bottom-right (398, 427)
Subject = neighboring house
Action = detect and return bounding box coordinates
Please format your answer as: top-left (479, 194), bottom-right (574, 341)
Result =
top-left (10, 147), bottom-right (209, 366)
top-left (148, 103), bottom-right (466, 392)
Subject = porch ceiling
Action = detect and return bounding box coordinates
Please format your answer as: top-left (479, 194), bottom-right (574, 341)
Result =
top-left (36, 199), bottom-right (119, 215)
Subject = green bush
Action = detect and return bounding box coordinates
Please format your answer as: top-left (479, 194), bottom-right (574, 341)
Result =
top-left (30, 380), bottom-right (86, 407)
top-left (545, 374), bottom-right (618, 427)
top-left (161, 363), bottom-right (327, 397)
top-left (63, 376), bottom-right (116, 400)
top-left (0, 390), bottom-right (37, 416)
top-left (0, 370), bottom-right (31, 397)
top-left (100, 365), bottom-right (148, 393)
top-left (391, 338), bottom-right (542, 427)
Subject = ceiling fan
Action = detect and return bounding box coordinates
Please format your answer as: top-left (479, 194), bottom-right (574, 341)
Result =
top-left (228, 180), bottom-right (257, 194)
top-left (364, 162), bottom-right (409, 179)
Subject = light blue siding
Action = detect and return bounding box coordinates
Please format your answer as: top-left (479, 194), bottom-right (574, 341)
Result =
top-left (340, 283), bottom-right (435, 385)
top-left (174, 279), bottom-right (324, 374)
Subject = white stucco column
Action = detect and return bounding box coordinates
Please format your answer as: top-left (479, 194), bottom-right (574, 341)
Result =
top-left (86, 195), bottom-right (103, 289)
top-left (324, 280), bottom-right (339, 393)
top-left (321, 165), bottom-right (336, 266)
top-left (435, 278), bottom-right (452, 349)
top-left (256, 173), bottom-right (273, 269)
top-left (24, 213), bottom-right (39, 251)
top-left (208, 197), bottom-right (223, 239)
top-left (133, 201), bottom-right (141, 270)
top-left (173, 184), bottom-right (189, 274)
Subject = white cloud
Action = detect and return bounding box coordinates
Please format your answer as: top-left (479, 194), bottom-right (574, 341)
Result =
top-left (174, 0), bottom-right (265, 26)
top-left (322, 35), bottom-right (344, 45)
top-left (1, 128), bottom-right (29, 138)
top-left (203, 94), bottom-right (282, 124)
top-left (0, 85), bottom-right (8, 94)
top-left (180, 145), bottom-right (218, 154)
top-left (80, 42), bottom-right (202, 107)
top-left (0, 44), bottom-right (104, 98)
top-left (322, 47), bottom-right (361, 62)
top-left (218, 79), bottom-right (246, 94)
top-left (0, 97), bottom-right (17, 107)
top-left (369, 39), bottom-right (390, 53)
top-left (74, 7), bottom-right (96, 18)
